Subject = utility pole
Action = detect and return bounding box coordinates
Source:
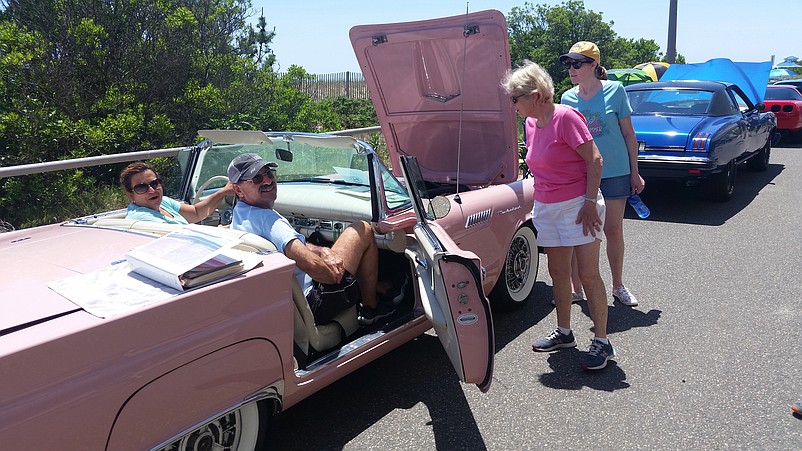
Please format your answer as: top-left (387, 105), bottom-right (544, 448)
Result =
top-left (666, 0), bottom-right (677, 63)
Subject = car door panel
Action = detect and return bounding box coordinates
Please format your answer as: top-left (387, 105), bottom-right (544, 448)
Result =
top-left (408, 222), bottom-right (494, 391)
top-left (401, 155), bottom-right (495, 392)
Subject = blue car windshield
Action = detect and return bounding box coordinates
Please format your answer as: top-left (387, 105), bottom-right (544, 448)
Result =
top-left (629, 89), bottom-right (714, 115)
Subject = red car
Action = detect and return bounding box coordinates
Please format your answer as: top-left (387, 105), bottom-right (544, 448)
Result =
top-left (762, 85), bottom-right (802, 139)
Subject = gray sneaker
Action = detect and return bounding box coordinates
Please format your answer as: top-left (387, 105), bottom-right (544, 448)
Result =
top-left (612, 285), bottom-right (639, 306)
top-left (532, 329), bottom-right (577, 352)
top-left (581, 338), bottom-right (616, 370)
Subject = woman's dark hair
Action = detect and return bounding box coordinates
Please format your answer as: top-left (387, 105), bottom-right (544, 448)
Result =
top-left (120, 161), bottom-right (158, 192)
top-left (595, 64), bottom-right (608, 81)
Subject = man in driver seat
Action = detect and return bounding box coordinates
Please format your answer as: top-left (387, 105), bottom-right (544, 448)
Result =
top-left (228, 153), bottom-right (403, 326)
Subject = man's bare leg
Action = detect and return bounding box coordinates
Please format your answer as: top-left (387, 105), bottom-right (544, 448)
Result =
top-left (332, 220), bottom-right (379, 308)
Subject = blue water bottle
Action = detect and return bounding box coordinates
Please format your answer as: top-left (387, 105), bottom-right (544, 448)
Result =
top-left (628, 194), bottom-right (650, 219)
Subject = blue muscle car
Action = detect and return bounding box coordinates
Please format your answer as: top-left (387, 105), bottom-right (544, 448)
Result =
top-left (626, 80), bottom-right (776, 201)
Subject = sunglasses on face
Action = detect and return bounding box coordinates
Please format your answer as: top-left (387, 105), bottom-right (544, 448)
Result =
top-left (563, 60), bottom-right (591, 70)
top-left (511, 94), bottom-right (528, 104)
top-left (130, 178), bottom-right (162, 194)
top-left (245, 169), bottom-right (275, 185)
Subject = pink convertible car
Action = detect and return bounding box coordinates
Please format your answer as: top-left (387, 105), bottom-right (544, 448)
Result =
top-left (0, 10), bottom-right (535, 449)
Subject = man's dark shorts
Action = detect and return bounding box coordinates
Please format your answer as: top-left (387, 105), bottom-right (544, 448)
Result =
top-left (306, 271), bottom-right (362, 324)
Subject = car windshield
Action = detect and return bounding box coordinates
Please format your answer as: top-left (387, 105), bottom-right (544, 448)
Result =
top-left (765, 87), bottom-right (802, 101)
top-left (775, 80), bottom-right (802, 89)
top-left (191, 135), bottom-right (411, 211)
top-left (629, 89), bottom-right (714, 115)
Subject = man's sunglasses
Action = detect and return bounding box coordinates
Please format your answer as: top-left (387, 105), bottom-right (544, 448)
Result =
top-left (563, 60), bottom-right (591, 70)
top-left (130, 178), bottom-right (162, 194)
top-left (245, 170), bottom-right (275, 185)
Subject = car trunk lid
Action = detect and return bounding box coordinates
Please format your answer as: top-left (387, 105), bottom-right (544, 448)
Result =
top-left (0, 225), bottom-right (153, 334)
top-left (631, 115), bottom-right (706, 149)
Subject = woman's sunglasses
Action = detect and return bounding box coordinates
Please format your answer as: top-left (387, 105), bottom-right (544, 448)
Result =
top-left (563, 60), bottom-right (591, 70)
top-left (511, 94), bottom-right (528, 104)
top-left (130, 178), bottom-right (162, 194)
top-left (245, 170), bottom-right (275, 185)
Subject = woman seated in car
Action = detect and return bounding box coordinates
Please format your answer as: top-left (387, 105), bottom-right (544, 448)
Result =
top-left (120, 161), bottom-right (234, 224)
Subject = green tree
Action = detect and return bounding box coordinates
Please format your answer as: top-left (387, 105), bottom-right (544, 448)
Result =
top-left (507, 1), bottom-right (676, 98)
top-left (0, 0), bottom-right (357, 228)
top-left (322, 96), bottom-right (378, 131)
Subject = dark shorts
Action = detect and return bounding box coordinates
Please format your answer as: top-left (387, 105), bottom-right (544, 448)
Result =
top-left (306, 271), bottom-right (361, 324)
top-left (600, 174), bottom-right (631, 200)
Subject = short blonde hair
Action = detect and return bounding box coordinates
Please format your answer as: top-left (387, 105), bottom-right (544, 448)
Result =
top-left (501, 60), bottom-right (554, 103)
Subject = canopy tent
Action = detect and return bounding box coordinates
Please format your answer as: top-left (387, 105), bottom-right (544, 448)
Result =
top-left (661, 58), bottom-right (771, 105)
top-left (634, 62), bottom-right (670, 81)
top-left (607, 68), bottom-right (652, 86)
top-left (775, 56), bottom-right (801, 68)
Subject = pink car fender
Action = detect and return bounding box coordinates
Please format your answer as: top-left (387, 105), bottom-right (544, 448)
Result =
top-left (106, 339), bottom-right (283, 450)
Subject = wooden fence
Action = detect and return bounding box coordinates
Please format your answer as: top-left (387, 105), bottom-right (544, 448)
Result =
top-left (276, 71), bottom-right (370, 100)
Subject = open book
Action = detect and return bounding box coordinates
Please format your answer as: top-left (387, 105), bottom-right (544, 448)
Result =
top-left (125, 225), bottom-right (248, 291)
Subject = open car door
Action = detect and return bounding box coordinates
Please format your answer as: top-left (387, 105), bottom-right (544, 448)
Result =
top-left (400, 155), bottom-right (495, 392)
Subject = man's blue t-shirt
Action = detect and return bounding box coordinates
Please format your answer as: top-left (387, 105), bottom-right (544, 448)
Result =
top-left (232, 201), bottom-right (313, 295)
top-left (561, 80), bottom-right (633, 179)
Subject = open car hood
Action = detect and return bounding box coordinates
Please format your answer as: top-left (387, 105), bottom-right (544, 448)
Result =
top-left (350, 9), bottom-right (518, 185)
top-left (662, 58), bottom-right (772, 105)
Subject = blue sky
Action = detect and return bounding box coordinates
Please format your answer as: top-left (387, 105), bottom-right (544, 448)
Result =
top-left (250, 0), bottom-right (801, 74)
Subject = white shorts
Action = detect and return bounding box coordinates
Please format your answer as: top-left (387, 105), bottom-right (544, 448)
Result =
top-left (532, 193), bottom-right (606, 247)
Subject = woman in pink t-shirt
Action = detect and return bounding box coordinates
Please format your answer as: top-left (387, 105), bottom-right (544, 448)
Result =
top-left (502, 61), bottom-right (615, 371)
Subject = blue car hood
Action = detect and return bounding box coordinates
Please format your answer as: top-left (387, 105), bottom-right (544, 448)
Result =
top-left (631, 115), bottom-right (706, 147)
top-left (661, 58), bottom-right (771, 105)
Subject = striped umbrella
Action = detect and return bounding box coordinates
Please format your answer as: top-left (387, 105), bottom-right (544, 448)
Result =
top-left (634, 62), bottom-right (671, 81)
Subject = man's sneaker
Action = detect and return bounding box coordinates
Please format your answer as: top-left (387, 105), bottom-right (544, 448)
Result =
top-left (358, 302), bottom-right (396, 326)
top-left (612, 285), bottom-right (639, 306)
top-left (551, 291), bottom-right (584, 306)
top-left (581, 338), bottom-right (616, 370)
top-left (792, 398), bottom-right (802, 416)
top-left (382, 272), bottom-right (410, 306)
top-left (532, 329), bottom-right (577, 352)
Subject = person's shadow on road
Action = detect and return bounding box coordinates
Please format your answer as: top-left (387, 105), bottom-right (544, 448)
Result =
top-left (533, 297), bottom-right (660, 392)
top-left (577, 300), bottom-right (663, 334)
top-left (537, 347), bottom-right (631, 392)
top-left (492, 281), bottom-right (557, 351)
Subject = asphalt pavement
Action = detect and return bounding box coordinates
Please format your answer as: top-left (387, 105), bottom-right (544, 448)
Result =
top-left (266, 144), bottom-right (802, 450)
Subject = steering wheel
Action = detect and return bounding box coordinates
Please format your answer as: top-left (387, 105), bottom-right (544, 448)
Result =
top-left (193, 175), bottom-right (236, 225)
top-left (193, 175), bottom-right (231, 205)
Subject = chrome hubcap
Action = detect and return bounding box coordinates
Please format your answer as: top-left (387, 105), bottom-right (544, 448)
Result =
top-left (506, 235), bottom-right (531, 292)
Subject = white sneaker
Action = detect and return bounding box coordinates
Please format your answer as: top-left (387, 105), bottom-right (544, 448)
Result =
top-left (612, 285), bottom-right (639, 306)
top-left (551, 291), bottom-right (584, 306)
